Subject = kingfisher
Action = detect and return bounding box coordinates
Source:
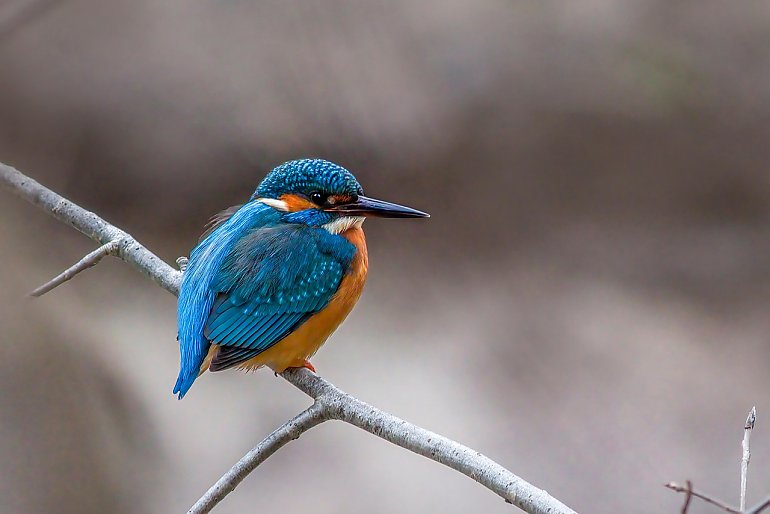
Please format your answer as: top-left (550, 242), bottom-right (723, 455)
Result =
top-left (173, 159), bottom-right (429, 398)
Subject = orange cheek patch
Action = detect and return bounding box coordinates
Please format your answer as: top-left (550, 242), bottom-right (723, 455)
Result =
top-left (279, 194), bottom-right (316, 212)
top-left (328, 194), bottom-right (353, 206)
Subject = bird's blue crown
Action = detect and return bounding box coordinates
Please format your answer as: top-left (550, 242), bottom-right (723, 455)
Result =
top-left (254, 159), bottom-right (364, 200)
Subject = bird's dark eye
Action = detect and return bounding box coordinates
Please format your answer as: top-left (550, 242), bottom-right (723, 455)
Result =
top-left (309, 191), bottom-right (327, 206)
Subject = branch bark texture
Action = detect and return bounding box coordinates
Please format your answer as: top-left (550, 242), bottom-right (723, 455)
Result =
top-left (0, 161), bottom-right (578, 514)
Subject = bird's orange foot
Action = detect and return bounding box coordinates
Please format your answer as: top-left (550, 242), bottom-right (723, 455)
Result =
top-left (284, 359), bottom-right (317, 373)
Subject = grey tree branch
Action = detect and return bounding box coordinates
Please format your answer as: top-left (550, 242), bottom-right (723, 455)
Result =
top-left (283, 367), bottom-right (575, 513)
top-left (189, 402), bottom-right (328, 514)
top-left (0, 161), bottom-right (578, 514)
top-left (0, 163), bottom-right (181, 294)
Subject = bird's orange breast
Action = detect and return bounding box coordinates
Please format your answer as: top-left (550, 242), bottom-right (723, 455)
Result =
top-left (223, 226), bottom-right (369, 373)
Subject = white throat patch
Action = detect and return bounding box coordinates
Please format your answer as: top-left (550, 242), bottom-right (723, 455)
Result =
top-left (323, 216), bottom-right (365, 235)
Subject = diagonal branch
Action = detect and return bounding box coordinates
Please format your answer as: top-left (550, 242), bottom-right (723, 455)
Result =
top-left (284, 367), bottom-right (570, 512)
top-left (188, 402), bottom-right (329, 514)
top-left (747, 494), bottom-right (770, 514)
top-left (30, 239), bottom-right (122, 296)
top-left (0, 161), bottom-right (578, 514)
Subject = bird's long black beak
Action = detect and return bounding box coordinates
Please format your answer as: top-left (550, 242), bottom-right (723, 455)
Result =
top-left (327, 195), bottom-right (429, 218)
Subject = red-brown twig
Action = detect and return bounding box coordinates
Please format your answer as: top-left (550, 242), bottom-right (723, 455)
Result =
top-left (665, 482), bottom-right (740, 514)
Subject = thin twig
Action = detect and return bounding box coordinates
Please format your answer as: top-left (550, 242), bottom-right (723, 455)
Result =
top-left (0, 161), bottom-right (578, 514)
top-left (29, 239), bottom-right (121, 296)
top-left (665, 482), bottom-right (740, 514)
top-left (188, 402), bottom-right (328, 514)
top-left (742, 406), bottom-right (756, 510)
top-left (746, 494), bottom-right (770, 514)
top-left (680, 480), bottom-right (693, 514)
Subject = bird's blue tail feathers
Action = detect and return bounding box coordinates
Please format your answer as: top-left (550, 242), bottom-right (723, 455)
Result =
top-left (173, 368), bottom-right (198, 399)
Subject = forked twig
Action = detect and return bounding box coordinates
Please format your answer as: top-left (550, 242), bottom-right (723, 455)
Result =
top-left (665, 482), bottom-right (740, 514)
top-left (666, 406), bottom-right (762, 514)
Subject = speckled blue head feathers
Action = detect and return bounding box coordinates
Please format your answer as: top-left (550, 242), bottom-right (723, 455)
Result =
top-left (255, 159), bottom-right (363, 200)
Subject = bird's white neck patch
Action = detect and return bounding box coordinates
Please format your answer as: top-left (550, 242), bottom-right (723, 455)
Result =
top-left (323, 216), bottom-right (365, 235)
top-left (256, 197), bottom-right (289, 212)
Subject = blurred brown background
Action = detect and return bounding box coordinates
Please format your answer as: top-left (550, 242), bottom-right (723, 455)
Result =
top-left (2, 1), bottom-right (770, 513)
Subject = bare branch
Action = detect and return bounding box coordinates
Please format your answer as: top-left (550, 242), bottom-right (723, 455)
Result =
top-left (29, 239), bottom-right (121, 296)
top-left (0, 161), bottom-right (578, 514)
top-left (282, 367), bottom-right (574, 512)
top-left (0, 162), bottom-right (181, 295)
top-left (665, 482), bottom-right (740, 514)
top-left (188, 402), bottom-right (328, 514)
top-left (742, 406), bottom-right (756, 510)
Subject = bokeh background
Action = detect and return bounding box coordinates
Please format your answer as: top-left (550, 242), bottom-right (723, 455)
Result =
top-left (1, 1), bottom-right (770, 513)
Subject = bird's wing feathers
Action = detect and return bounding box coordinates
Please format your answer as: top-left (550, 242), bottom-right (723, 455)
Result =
top-left (203, 224), bottom-right (354, 371)
top-left (175, 201), bottom-right (281, 398)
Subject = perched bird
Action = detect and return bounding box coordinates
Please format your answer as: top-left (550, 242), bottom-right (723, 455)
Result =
top-left (174, 159), bottom-right (429, 398)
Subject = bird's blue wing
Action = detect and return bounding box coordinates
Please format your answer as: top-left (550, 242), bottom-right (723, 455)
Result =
top-left (204, 224), bottom-right (356, 371)
top-left (175, 201), bottom-right (279, 398)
